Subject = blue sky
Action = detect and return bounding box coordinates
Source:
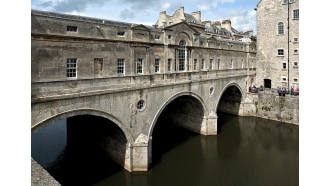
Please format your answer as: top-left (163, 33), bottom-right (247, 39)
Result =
top-left (31, 0), bottom-right (259, 34)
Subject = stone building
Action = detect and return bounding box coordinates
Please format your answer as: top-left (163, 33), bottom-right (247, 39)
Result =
top-left (255, 0), bottom-right (299, 90)
top-left (31, 7), bottom-right (256, 86)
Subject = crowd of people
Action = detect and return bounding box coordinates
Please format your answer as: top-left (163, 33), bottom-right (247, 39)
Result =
top-left (249, 85), bottom-right (299, 96)
top-left (277, 86), bottom-right (299, 96)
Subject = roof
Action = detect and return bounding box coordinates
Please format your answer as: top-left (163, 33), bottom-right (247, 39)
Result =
top-left (184, 13), bottom-right (203, 25)
top-left (31, 9), bottom-right (134, 28)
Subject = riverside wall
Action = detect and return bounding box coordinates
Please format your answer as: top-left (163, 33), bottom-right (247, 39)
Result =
top-left (244, 91), bottom-right (299, 125)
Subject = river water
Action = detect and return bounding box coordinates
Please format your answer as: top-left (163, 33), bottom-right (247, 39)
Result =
top-left (32, 113), bottom-right (299, 186)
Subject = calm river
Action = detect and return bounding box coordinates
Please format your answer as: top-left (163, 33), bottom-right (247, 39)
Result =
top-left (32, 113), bottom-right (299, 186)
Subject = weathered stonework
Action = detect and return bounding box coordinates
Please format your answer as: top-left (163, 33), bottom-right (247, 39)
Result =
top-left (31, 159), bottom-right (60, 186)
top-left (255, 0), bottom-right (299, 89)
top-left (244, 92), bottom-right (299, 125)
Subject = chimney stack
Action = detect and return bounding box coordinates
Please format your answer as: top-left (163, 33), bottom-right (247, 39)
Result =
top-left (222, 19), bottom-right (232, 33)
top-left (191, 11), bottom-right (201, 22)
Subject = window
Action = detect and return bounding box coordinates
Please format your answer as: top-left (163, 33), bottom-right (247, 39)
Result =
top-left (178, 40), bottom-right (186, 71)
top-left (218, 59), bottom-right (221, 69)
top-left (154, 58), bottom-right (160, 73)
top-left (201, 59), bottom-right (205, 70)
top-left (67, 58), bottom-right (77, 78)
top-left (174, 60), bottom-right (177, 71)
top-left (281, 76), bottom-right (287, 82)
top-left (154, 35), bottom-right (160, 40)
top-left (67, 26), bottom-right (77, 32)
top-left (293, 37), bottom-right (298, 43)
top-left (294, 49), bottom-right (298, 54)
top-left (94, 58), bottom-right (103, 77)
top-left (117, 58), bottom-right (125, 75)
top-left (293, 78), bottom-right (298, 83)
top-left (282, 62), bottom-right (287, 69)
top-left (117, 31), bottom-right (125, 36)
top-left (168, 35), bottom-right (172, 39)
top-left (278, 49), bottom-right (284, 56)
top-left (194, 59), bottom-right (197, 70)
top-left (278, 22), bottom-right (284, 35)
top-left (187, 50), bottom-right (191, 71)
top-left (293, 9), bottom-right (299, 19)
top-left (293, 62), bottom-right (298, 67)
top-left (137, 58), bottom-right (143, 74)
top-left (137, 100), bottom-right (145, 110)
top-left (230, 59), bottom-right (233, 69)
top-left (168, 59), bottom-right (171, 72)
top-left (209, 59), bottom-right (213, 70)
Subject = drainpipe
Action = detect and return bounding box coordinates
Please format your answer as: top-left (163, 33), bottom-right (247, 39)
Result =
top-left (287, 1), bottom-right (290, 92)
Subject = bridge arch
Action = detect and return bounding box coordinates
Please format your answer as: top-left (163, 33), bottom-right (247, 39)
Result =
top-left (31, 108), bottom-right (134, 144)
top-left (31, 108), bottom-right (137, 172)
top-left (216, 82), bottom-right (244, 116)
top-left (148, 91), bottom-right (207, 137)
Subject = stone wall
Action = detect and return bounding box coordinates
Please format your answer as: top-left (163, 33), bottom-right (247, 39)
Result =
top-left (31, 159), bottom-right (60, 186)
top-left (244, 92), bottom-right (299, 125)
top-left (255, 0), bottom-right (299, 89)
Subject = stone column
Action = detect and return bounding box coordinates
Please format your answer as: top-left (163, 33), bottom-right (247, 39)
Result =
top-left (200, 112), bottom-right (218, 135)
top-left (131, 133), bottom-right (149, 171)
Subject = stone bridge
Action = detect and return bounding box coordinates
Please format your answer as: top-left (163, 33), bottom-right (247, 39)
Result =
top-left (31, 70), bottom-right (255, 172)
top-left (31, 9), bottom-right (257, 173)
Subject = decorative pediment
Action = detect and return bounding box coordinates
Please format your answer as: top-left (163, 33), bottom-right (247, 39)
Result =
top-left (131, 24), bottom-right (151, 31)
top-left (164, 21), bottom-right (201, 35)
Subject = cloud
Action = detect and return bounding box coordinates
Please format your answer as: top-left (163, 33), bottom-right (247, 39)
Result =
top-left (119, 9), bottom-right (135, 20)
top-left (197, 5), bottom-right (209, 11)
top-left (224, 10), bottom-right (256, 32)
top-left (162, 2), bottom-right (171, 10)
top-left (31, 0), bottom-right (257, 32)
top-left (35, 0), bottom-right (108, 12)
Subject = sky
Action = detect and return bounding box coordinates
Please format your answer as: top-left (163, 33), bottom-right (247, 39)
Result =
top-left (31, 0), bottom-right (259, 34)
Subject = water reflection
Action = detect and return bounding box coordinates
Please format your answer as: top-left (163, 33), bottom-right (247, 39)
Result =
top-left (31, 113), bottom-right (298, 186)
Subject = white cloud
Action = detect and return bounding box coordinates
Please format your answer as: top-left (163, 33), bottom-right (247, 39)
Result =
top-left (197, 5), bottom-right (209, 11)
top-left (31, 0), bottom-right (257, 33)
top-left (162, 2), bottom-right (171, 9)
top-left (226, 10), bottom-right (256, 32)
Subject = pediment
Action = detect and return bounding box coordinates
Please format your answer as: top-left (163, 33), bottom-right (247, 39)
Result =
top-left (164, 21), bottom-right (201, 35)
top-left (131, 24), bottom-right (150, 31)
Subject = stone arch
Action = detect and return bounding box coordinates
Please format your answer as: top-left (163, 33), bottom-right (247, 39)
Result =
top-left (216, 82), bottom-right (244, 115)
top-left (31, 108), bottom-right (134, 144)
top-left (148, 91), bottom-right (207, 137)
top-left (175, 32), bottom-right (192, 46)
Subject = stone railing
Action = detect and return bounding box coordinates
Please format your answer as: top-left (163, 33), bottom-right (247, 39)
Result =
top-left (32, 68), bottom-right (250, 103)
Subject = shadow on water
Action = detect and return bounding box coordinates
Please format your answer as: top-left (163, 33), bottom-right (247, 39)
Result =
top-left (47, 142), bottom-right (123, 186)
top-left (31, 115), bottom-right (125, 186)
top-left (150, 120), bottom-right (198, 169)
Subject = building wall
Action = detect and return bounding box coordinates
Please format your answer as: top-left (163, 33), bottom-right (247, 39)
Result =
top-left (31, 10), bottom-right (256, 86)
top-left (255, 0), bottom-right (299, 89)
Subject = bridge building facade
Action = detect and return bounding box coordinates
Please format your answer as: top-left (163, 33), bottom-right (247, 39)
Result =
top-left (31, 7), bottom-right (257, 172)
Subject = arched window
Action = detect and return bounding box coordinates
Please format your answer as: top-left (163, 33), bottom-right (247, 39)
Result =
top-left (278, 22), bottom-right (284, 35)
top-left (178, 40), bottom-right (186, 71)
